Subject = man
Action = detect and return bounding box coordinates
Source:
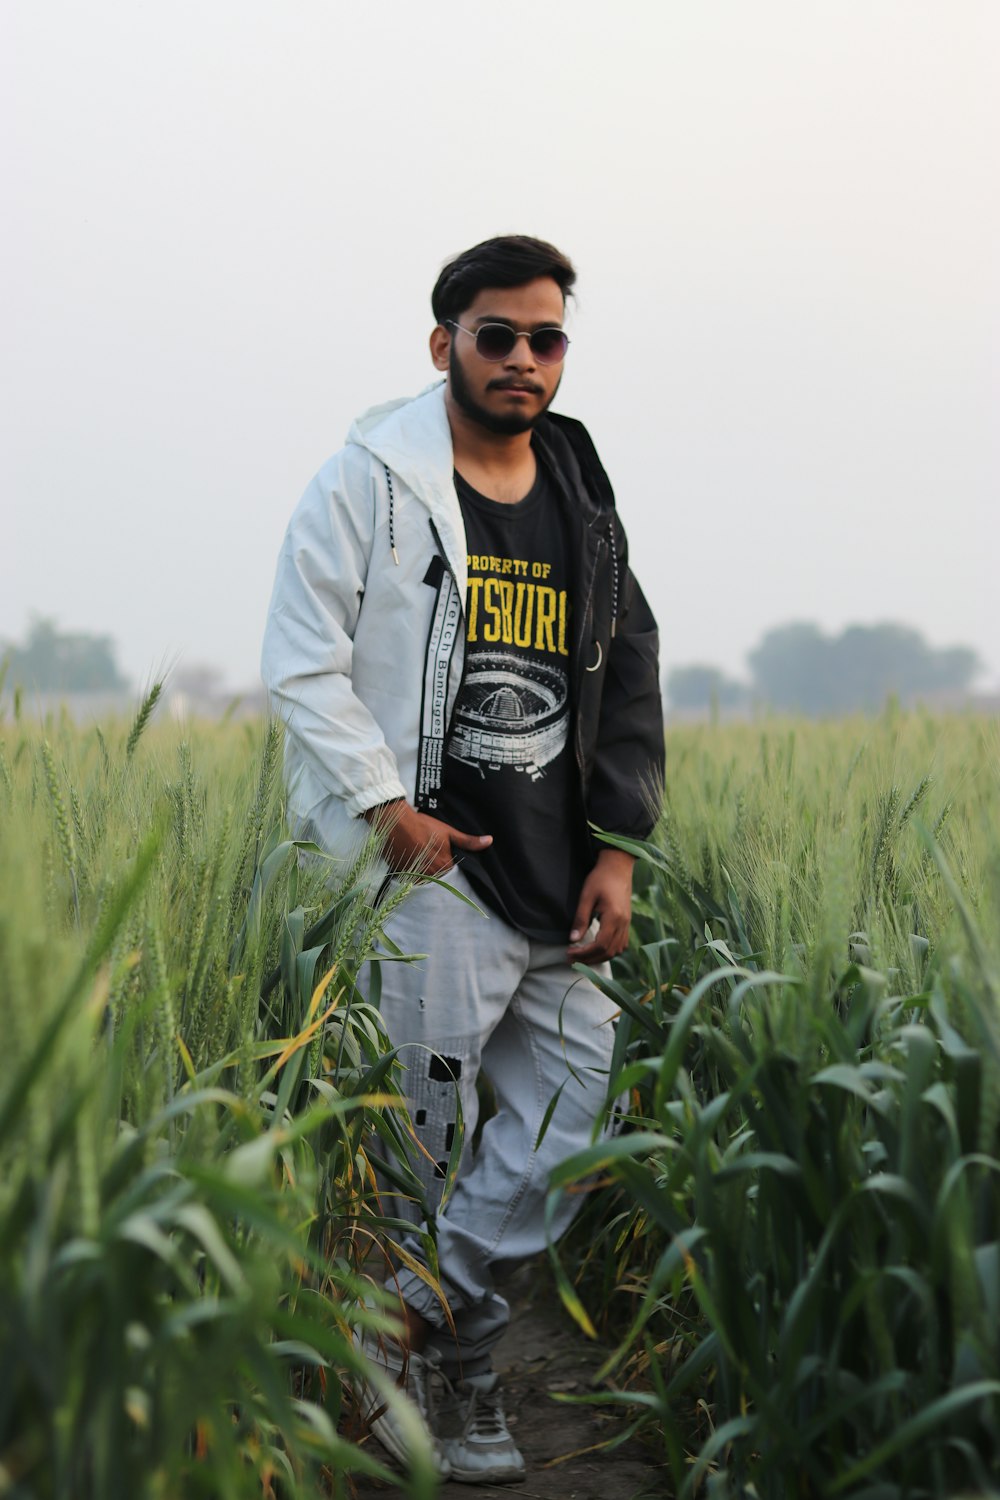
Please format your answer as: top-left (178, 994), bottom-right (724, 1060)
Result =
top-left (261, 235), bottom-right (664, 1483)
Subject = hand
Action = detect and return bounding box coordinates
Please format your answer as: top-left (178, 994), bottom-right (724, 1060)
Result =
top-left (567, 848), bottom-right (635, 964)
top-left (362, 799), bottom-right (492, 877)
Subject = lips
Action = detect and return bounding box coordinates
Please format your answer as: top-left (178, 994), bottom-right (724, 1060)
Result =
top-left (488, 381), bottom-right (543, 395)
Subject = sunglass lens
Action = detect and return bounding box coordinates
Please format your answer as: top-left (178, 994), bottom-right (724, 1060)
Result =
top-left (530, 328), bottom-right (569, 364)
top-left (468, 324), bottom-right (569, 362)
top-left (475, 325), bottom-right (517, 360)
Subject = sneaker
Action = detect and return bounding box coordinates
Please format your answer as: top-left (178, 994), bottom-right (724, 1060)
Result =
top-left (353, 1328), bottom-right (451, 1480)
top-left (440, 1372), bottom-right (526, 1485)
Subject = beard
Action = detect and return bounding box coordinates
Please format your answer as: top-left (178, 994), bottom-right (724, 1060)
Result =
top-left (448, 345), bottom-right (561, 435)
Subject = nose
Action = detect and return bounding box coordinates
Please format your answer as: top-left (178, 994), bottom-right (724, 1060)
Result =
top-left (503, 332), bottom-right (536, 369)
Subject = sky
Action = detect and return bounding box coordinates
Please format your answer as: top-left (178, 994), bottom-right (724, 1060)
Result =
top-left (3, 1), bottom-right (998, 693)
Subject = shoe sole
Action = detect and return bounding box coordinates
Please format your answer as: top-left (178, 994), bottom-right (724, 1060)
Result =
top-left (448, 1466), bottom-right (526, 1484)
top-left (446, 1456), bottom-right (526, 1485)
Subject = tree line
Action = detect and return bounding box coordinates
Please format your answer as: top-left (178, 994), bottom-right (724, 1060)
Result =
top-left (667, 621), bottom-right (980, 715)
top-left (1, 617), bottom-right (983, 716)
top-left (1, 618), bottom-right (128, 693)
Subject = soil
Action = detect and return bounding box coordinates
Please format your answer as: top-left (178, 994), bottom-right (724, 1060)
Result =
top-left (347, 1261), bottom-right (667, 1500)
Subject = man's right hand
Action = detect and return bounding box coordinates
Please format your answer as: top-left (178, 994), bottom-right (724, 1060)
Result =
top-left (361, 798), bottom-right (492, 876)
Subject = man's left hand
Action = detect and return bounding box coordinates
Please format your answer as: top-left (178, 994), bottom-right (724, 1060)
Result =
top-left (567, 847), bottom-right (636, 964)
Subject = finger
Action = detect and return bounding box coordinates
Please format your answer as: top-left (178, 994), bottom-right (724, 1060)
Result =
top-left (447, 826), bottom-right (493, 852)
top-left (568, 915), bottom-right (608, 962)
top-left (569, 914), bottom-right (626, 964)
top-left (567, 936), bottom-right (609, 964)
top-left (568, 889), bottom-right (597, 945)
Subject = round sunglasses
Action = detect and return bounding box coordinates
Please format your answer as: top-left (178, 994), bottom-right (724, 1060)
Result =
top-left (446, 319), bottom-right (570, 365)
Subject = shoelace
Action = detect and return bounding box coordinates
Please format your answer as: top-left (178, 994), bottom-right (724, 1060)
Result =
top-left (412, 1347), bottom-right (454, 1436)
top-left (462, 1385), bottom-right (508, 1441)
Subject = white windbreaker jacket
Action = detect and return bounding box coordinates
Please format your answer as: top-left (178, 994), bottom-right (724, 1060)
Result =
top-left (261, 383), bottom-right (471, 868)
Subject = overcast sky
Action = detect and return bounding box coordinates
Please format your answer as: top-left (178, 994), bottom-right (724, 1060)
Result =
top-left (4, 1), bottom-right (998, 693)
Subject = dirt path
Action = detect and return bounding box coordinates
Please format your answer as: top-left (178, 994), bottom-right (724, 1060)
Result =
top-left (348, 1262), bottom-right (667, 1500)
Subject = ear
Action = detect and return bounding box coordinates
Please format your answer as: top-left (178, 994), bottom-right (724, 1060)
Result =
top-left (429, 324), bottom-right (451, 372)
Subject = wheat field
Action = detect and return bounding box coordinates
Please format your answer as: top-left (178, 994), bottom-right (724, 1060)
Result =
top-left (1, 701), bottom-right (997, 1497)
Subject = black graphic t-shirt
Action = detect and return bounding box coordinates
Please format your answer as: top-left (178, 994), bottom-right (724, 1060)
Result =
top-left (438, 463), bottom-right (591, 943)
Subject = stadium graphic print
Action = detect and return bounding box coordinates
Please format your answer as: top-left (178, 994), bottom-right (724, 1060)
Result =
top-left (447, 649), bottom-right (569, 782)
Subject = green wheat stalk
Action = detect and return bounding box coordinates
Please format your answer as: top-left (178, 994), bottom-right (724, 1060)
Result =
top-left (41, 738), bottom-right (80, 926)
top-left (125, 681), bottom-right (163, 759)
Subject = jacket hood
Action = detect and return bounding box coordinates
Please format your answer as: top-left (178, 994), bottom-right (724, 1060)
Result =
top-left (346, 381), bottom-right (467, 592)
top-left (347, 382), bottom-right (454, 511)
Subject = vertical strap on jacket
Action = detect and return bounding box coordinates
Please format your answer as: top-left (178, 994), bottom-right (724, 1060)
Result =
top-left (415, 554), bottom-right (461, 813)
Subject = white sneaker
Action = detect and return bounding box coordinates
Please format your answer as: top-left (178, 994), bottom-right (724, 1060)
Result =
top-left (353, 1329), bottom-right (451, 1480)
top-left (441, 1372), bottom-right (526, 1484)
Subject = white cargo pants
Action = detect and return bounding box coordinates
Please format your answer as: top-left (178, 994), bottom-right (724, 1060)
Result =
top-left (365, 866), bottom-right (617, 1378)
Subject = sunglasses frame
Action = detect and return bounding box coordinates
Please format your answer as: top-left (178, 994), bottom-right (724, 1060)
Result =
top-left (446, 319), bottom-right (570, 365)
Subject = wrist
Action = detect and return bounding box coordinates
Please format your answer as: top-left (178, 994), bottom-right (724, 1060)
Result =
top-left (594, 845), bottom-right (635, 871)
top-left (361, 797), bottom-right (407, 828)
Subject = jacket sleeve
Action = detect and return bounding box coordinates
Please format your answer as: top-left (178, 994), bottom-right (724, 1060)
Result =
top-left (260, 449), bottom-right (407, 818)
top-left (586, 519), bottom-right (665, 842)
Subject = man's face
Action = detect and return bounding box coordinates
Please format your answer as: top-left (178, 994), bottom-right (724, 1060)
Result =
top-left (434, 277), bottom-right (567, 436)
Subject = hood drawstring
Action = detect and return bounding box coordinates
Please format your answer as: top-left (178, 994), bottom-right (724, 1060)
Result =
top-left (608, 522), bottom-right (619, 638)
top-left (384, 464), bottom-right (399, 565)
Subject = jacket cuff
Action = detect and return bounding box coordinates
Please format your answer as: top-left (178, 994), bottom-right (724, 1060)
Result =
top-left (345, 778), bottom-right (409, 820)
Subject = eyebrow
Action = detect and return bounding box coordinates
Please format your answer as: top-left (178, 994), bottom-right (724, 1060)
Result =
top-left (471, 315), bottom-right (564, 330)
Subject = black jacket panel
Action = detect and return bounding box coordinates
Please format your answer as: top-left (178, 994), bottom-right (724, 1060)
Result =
top-left (535, 413), bottom-right (665, 842)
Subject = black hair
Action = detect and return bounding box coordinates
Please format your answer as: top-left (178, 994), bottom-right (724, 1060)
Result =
top-left (431, 235), bottom-right (576, 325)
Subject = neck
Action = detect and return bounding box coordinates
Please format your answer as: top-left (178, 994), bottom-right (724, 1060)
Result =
top-left (445, 389), bottom-right (538, 504)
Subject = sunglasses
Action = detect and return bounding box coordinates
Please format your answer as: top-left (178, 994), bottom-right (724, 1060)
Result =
top-left (446, 320), bottom-right (570, 365)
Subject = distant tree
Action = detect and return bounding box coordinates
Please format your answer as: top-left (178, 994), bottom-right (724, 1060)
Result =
top-left (923, 644), bottom-right (981, 694)
top-left (666, 665), bottom-right (748, 711)
top-left (747, 623), bottom-right (831, 714)
top-left (1, 617), bottom-right (128, 692)
top-left (748, 621), bottom-right (979, 714)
